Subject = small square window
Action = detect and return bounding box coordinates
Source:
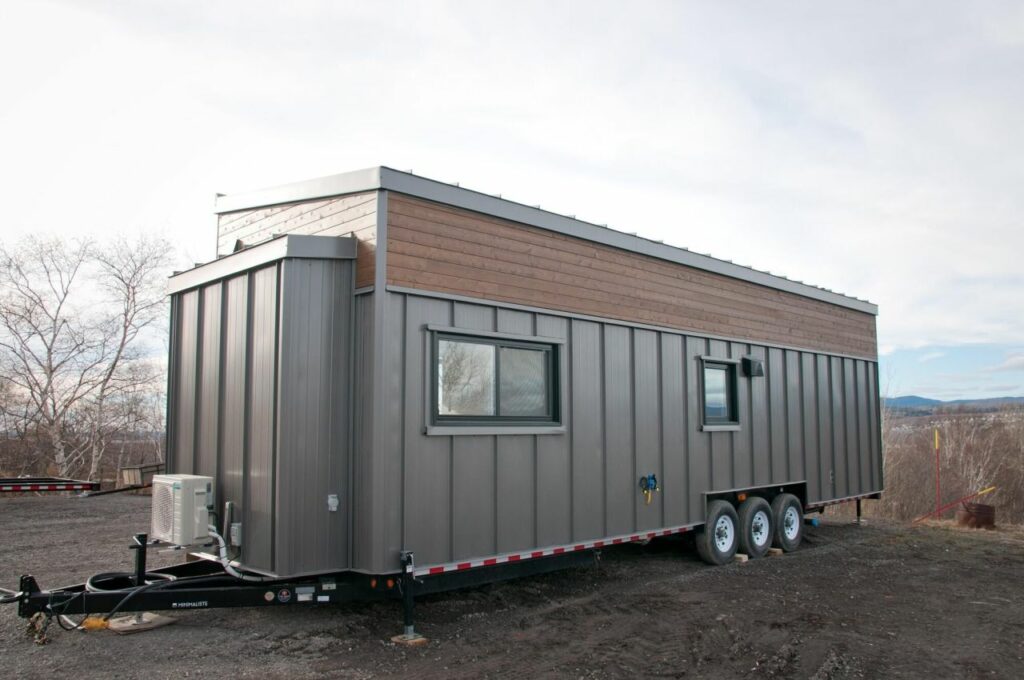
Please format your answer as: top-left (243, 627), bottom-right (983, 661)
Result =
top-left (434, 333), bottom-right (559, 426)
top-left (703, 361), bottom-right (738, 425)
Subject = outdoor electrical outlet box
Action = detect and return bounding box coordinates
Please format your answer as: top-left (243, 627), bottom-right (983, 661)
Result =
top-left (230, 522), bottom-right (243, 546)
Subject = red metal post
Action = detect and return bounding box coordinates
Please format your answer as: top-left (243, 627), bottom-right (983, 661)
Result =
top-left (934, 428), bottom-right (941, 515)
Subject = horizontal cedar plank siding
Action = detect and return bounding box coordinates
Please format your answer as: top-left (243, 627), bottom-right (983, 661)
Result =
top-left (217, 192), bottom-right (377, 288)
top-left (386, 194), bottom-right (877, 358)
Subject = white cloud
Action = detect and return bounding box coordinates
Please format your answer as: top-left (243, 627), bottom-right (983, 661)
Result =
top-left (918, 351), bottom-right (945, 363)
top-left (0, 1), bottom-right (1022, 355)
top-left (986, 353), bottom-right (1024, 372)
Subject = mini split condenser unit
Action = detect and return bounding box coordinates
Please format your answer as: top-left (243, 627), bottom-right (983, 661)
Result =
top-left (151, 474), bottom-right (213, 545)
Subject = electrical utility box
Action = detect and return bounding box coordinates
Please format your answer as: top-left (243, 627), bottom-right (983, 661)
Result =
top-left (151, 474), bottom-right (213, 546)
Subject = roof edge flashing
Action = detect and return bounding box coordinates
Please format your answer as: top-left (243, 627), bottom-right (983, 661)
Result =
top-left (168, 234), bottom-right (356, 295)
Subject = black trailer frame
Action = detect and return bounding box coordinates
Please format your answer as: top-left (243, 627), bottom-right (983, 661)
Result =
top-left (8, 532), bottom-right (598, 640)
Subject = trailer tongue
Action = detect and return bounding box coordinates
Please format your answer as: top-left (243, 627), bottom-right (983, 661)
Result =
top-left (4, 530), bottom-right (599, 644)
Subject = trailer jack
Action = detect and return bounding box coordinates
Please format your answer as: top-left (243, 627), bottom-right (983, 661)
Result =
top-left (392, 551), bottom-right (427, 646)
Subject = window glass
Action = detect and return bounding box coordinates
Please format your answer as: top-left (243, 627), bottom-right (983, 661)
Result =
top-left (438, 339), bottom-right (495, 416)
top-left (704, 365), bottom-right (729, 421)
top-left (499, 347), bottom-right (547, 416)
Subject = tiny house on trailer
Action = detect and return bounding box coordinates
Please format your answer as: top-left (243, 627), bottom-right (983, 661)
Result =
top-left (164, 166), bottom-right (880, 617)
top-left (170, 167), bottom-right (883, 573)
top-left (7, 167), bottom-right (882, 636)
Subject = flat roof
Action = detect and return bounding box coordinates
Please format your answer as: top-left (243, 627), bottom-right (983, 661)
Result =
top-left (168, 234), bottom-right (356, 295)
top-left (214, 166), bottom-right (878, 315)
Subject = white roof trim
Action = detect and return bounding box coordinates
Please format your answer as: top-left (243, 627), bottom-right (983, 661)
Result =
top-left (214, 166), bottom-right (878, 315)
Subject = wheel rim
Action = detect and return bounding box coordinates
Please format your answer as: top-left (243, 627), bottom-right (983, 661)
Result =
top-left (783, 506), bottom-right (800, 540)
top-left (714, 515), bottom-right (734, 552)
top-left (751, 510), bottom-right (770, 547)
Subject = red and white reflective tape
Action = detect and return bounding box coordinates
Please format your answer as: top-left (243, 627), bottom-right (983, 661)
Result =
top-left (0, 484), bottom-right (93, 492)
top-left (413, 523), bottom-right (697, 578)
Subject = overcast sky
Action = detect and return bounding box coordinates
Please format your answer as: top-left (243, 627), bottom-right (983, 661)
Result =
top-left (2, 1), bottom-right (1022, 399)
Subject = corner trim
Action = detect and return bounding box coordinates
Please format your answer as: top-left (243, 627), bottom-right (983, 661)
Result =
top-left (425, 425), bottom-right (567, 437)
top-left (425, 324), bottom-right (567, 346)
top-left (700, 424), bottom-right (742, 433)
top-left (167, 235), bottom-right (356, 294)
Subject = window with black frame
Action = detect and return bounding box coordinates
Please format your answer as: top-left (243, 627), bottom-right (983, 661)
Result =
top-left (702, 360), bottom-right (738, 425)
top-left (434, 333), bottom-right (558, 426)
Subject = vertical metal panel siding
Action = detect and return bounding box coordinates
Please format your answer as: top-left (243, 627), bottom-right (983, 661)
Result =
top-left (685, 336), bottom-right (709, 519)
top-left (708, 339), bottom-right (730, 491)
top-left (603, 325), bottom-right (633, 537)
top-left (534, 315), bottom-right (572, 547)
top-left (245, 265), bottom-right (279, 572)
top-left (660, 334), bottom-right (686, 526)
top-left (371, 290), bottom-right (882, 573)
top-left (351, 292), bottom-right (381, 569)
top-left (196, 284), bottom-right (222, 480)
top-left (275, 258), bottom-right (353, 576)
top-left (167, 246), bottom-right (355, 578)
top-left (495, 309), bottom-right (536, 553)
top-left (749, 345), bottom-right (770, 486)
top-left (221, 275), bottom-right (248, 522)
top-left (768, 348), bottom-right (787, 484)
top-left (730, 342), bottom-right (752, 489)
top-left (634, 330), bottom-right (662, 530)
top-left (571, 320), bottom-right (603, 541)
top-left (173, 290), bottom-right (199, 474)
top-left (450, 303), bottom-right (497, 559)
top-left (800, 353), bottom-right (821, 502)
top-left (396, 295), bottom-right (451, 567)
top-left (816, 354), bottom-right (834, 498)
top-left (785, 350), bottom-right (804, 488)
top-left (856, 360), bottom-right (871, 496)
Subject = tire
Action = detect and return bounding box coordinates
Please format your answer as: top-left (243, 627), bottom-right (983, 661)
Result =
top-left (771, 493), bottom-right (803, 552)
top-left (737, 496), bottom-right (773, 558)
top-left (696, 500), bottom-right (740, 565)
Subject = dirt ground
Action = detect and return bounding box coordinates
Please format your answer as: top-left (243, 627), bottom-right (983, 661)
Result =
top-left (1, 495), bottom-right (1022, 679)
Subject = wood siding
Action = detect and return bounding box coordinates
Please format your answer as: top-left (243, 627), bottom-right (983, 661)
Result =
top-left (217, 191), bottom-right (378, 288)
top-left (386, 194), bottom-right (877, 359)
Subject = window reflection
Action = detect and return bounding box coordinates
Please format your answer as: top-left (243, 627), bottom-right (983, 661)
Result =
top-left (438, 340), bottom-right (495, 415)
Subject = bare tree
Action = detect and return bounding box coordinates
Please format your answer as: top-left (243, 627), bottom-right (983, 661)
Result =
top-left (0, 235), bottom-right (171, 480)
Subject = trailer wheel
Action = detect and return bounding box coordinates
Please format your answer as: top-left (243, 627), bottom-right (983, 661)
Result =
top-left (696, 500), bottom-right (740, 566)
top-left (737, 496), bottom-right (773, 558)
top-left (771, 493), bottom-right (803, 552)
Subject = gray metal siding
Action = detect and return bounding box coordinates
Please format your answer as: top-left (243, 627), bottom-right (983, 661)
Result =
top-left (371, 289), bottom-right (883, 573)
top-left (166, 241), bottom-right (355, 578)
top-left (173, 290), bottom-right (199, 474)
top-left (571, 320), bottom-right (603, 541)
top-left (534, 315), bottom-right (572, 547)
top-left (246, 265), bottom-right (278, 571)
top-left (350, 292), bottom-right (381, 569)
top-left (275, 259), bottom-right (353, 576)
top-left (196, 285), bottom-right (222, 480)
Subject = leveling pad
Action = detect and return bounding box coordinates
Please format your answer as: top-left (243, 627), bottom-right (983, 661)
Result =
top-left (107, 612), bottom-right (176, 634)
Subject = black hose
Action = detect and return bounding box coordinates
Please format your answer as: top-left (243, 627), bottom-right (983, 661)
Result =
top-left (86, 571), bottom-right (175, 593)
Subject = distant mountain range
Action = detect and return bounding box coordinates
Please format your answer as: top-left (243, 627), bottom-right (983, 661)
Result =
top-left (884, 395), bottom-right (1024, 411)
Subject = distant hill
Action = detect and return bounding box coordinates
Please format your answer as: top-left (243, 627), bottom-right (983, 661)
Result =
top-left (885, 395), bottom-right (943, 408)
top-left (884, 395), bottom-right (1024, 413)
